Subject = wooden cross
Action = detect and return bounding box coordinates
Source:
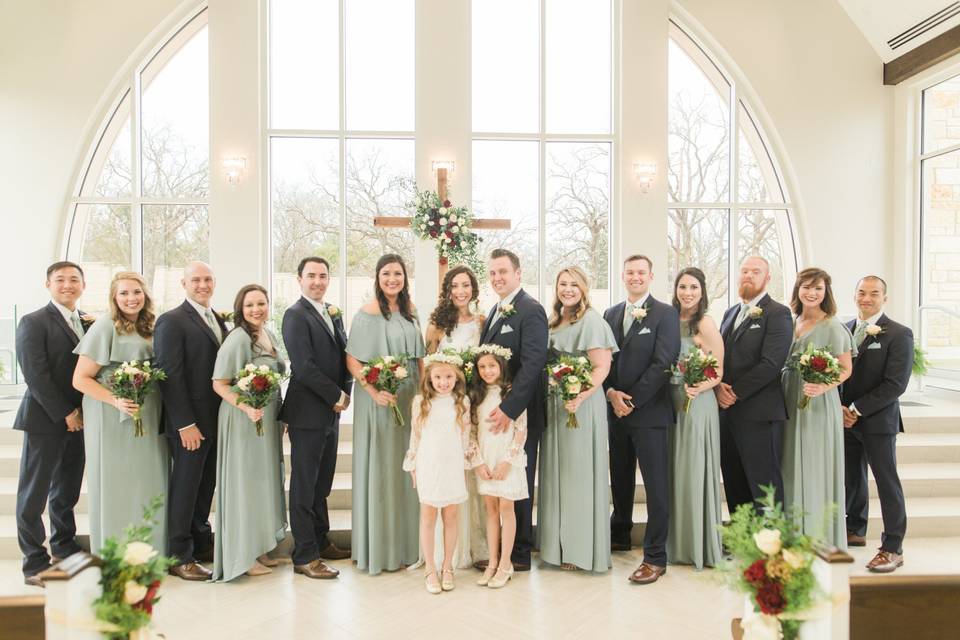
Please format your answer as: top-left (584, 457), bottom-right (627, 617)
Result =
top-left (374, 166), bottom-right (510, 285)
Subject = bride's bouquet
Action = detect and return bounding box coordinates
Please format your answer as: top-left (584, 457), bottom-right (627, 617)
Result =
top-left (360, 354), bottom-right (411, 426)
top-left (545, 352), bottom-right (593, 428)
top-left (109, 360), bottom-right (167, 437)
top-left (789, 344), bottom-right (841, 410)
top-left (232, 364), bottom-right (286, 435)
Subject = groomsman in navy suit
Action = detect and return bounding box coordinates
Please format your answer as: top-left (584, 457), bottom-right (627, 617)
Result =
top-left (15, 262), bottom-right (90, 587)
top-left (154, 261), bottom-right (227, 581)
top-left (478, 248), bottom-right (548, 571)
top-left (603, 254), bottom-right (680, 585)
top-left (716, 256), bottom-right (792, 512)
top-left (280, 257), bottom-right (351, 580)
top-left (842, 276), bottom-right (912, 573)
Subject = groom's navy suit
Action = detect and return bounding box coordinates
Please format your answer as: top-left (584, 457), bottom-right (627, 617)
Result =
top-left (842, 314), bottom-right (912, 554)
top-left (279, 297), bottom-right (351, 565)
top-left (14, 302), bottom-right (89, 577)
top-left (479, 288), bottom-right (548, 566)
top-left (718, 293), bottom-right (792, 513)
top-left (603, 296), bottom-right (679, 565)
top-left (154, 300), bottom-right (228, 564)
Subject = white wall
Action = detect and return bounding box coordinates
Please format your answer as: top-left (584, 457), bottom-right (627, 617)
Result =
top-left (678, 0), bottom-right (896, 318)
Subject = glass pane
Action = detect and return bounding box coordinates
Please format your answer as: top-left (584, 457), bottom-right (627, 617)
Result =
top-left (738, 103), bottom-right (785, 203)
top-left (70, 204), bottom-right (133, 314)
top-left (668, 35), bottom-right (730, 203)
top-left (473, 0), bottom-right (539, 133)
top-left (141, 204), bottom-right (210, 313)
top-left (80, 92), bottom-right (132, 197)
top-left (668, 208), bottom-right (729, 318)
top-left (923, 74), bottom-right (960, 155)
top-left (344, 138), bottom-right (416, 322)
top-left (921, 153), bottom-right (960, 368)
top-left (472, 140), bottom-right (540, 308)
top-left (545, 142), bottom-right (610, 309)
top-left (345, 0), bottom-right (414, 131)
top-left (141, 21), bottom-right (210, 198)
top-left (271, 137), bottom-right (342, 327)
top-left (545, 0), bottom-right (611, 134)
top-left (269, 0), bottom-right (339, 130)
top-left (737, 209), bottom-right (788, 303)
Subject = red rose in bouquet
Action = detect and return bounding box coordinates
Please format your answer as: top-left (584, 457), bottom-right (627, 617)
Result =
top-left (756, 580), bottom-right (786, 615)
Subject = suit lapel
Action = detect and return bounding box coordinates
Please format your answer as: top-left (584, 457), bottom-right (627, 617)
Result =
top-left (860, 314), bottom-right (887, 351)
top-left (484, 288), bottom-right (524, 343)
top-left (182, 301), bottom-right (221, 347)
top-left (622, 297), bottom-right (652, 350)
top-left (300, 298), bottom-right (336, 342)
top-left (732, 293), bottom-right (769, 342)
top-left (46, 302), bottom-right (80, 347)
top-left (720, 304), bottom-right (737, 339)
top-left (611, 302), bottom-right (626, 346)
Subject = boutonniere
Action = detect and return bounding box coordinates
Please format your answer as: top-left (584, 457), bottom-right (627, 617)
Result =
top-left (747, 306), bottom-right (763, 319)
top-left (217, 311), bottom-right (234, 323)
top-left (500, 303), bottom-right (516, 318)
top-left (865, 323), bottom-right (883, 337)
top-left (631, 305), bottom-right (648, 321)
top-left (327, 305), bottom-right (341, 319)
top-left (80, 314), bottom-right (97, 329)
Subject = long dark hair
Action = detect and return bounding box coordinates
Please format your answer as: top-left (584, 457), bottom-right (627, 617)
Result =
top-left (232, 284), bottom-right (269, 352)
top-left (374, 254), bottom-right (415, 322)
top-left (468, 351), bottom-right (512, 425)
top-left (429, 265), bottom-right (479, 336)
top-left (790, 267), bottom-right (837, 317)
top-left (671, 267), bottom-right (709, 336)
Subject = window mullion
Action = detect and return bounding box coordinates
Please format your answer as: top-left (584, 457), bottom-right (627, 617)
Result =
top-left (539, 0), bottom-right (547, 301)
top-left (727, 81), bottom-right (739, 309)
top-left (338, 0), bottom-right (348, 307)
top-left (132, 68), bottom-right (144, 275)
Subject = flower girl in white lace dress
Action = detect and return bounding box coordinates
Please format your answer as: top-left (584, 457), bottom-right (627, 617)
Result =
top-left (403, 353), bottom-right (480, 594)
top-left (469, 346), bottom-right (528, 589)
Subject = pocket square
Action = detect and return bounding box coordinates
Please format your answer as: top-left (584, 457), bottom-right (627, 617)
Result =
top-left (749, 324), bottom-right (761, 330)
top-left (867, 342), bottom-right (881, 350)
top-left (500, 324), bottom-right (514, 334)
top-left (638, 327), bottom-right (651, 335)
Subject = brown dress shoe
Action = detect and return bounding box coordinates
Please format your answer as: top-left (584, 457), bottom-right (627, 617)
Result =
top-left (24, 575), bottom-right (45, 588)
top-left (318, 542), bottom-right (351, 561)
top-left (169, 562), bottom-right (213, 581)
top-left (294, 559), bottom-right (340, 579)
top-left (628, 562), bottom-right (666, 585)
top-left (866, 550), bottom-right (903, 573)
top-left (846, 533), bottom-right (866, 547)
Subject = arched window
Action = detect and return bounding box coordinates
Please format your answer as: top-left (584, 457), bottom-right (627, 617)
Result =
top-left (268, 0), bottom-right (416, 327)
top-left (64, 8), bottom-right (210, 313)
top-left (667, 21), bottom-right (797, 317)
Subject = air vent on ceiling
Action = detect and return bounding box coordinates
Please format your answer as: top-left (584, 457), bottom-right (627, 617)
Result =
top-left (887, 2), bottom-right (960, 51)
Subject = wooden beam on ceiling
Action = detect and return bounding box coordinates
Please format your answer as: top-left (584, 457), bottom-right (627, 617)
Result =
top-left (885, 23), bottom-right (960, 85)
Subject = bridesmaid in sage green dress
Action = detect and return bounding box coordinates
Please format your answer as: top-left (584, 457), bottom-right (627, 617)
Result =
top-left (538, 266), bottom-right (617, 573)
top-left (667, 268), bottom-right (723, 570)
top-left (781, 268), bottom-right (854, 549)
top-left (72, 272), bottom-right (167, 553)
top-left (211, 285), bottom-right (287, 581)
top-left (346, 254), bottom-right (425, 575)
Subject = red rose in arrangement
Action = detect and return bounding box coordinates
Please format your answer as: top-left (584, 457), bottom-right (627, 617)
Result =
top-left (678, 361), bottom-right (687, 373)
top-left (743, 559), bottom-right (767, 585)
top-left (810, 356), bottom-right (828, 372)
top-left (134, 580), bottom-right (162, 615)
top-left (704, 365), bottom-right (717, 379)
top-left (365, 368), bottom-right (381, 384)
top-left (251, 375), bottom-right (270, 392)
top-left (756, 580), bottom-right (786, 615)
top-left (443, 199), bottom-right (451, 207)
top-left (552, 365), bottom-right (574, 379)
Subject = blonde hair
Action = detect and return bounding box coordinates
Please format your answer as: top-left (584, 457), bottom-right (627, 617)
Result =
top-left (109, 271), bottom-right (155, 338)
top-left (549, 266), bottom-right (592, 329)
top-left (417, 361), bottom-right (469, 429)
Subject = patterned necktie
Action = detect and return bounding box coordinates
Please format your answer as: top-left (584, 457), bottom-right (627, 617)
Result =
top-left (69, 312), bottom-right (84, 340)
top-left (854, 320), bottom-right (868, 347)
top-left (204, 309), bottom-right (222, 344)
top-left (733, 303), bottom-right (750, 329)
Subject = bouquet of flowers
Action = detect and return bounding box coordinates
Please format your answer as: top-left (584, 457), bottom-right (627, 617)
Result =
top-left (720, 487), bottom-right (819, 640)
top-left (789, 344), bottom-right (842, 410)
top-left (109, 360), bottom-right (167, 437)
top-left (360, 354), bottom-right (411, 426)
top-left (545, 352), bottom-right (593, 428)
top-left (441, 345), bottom-right (478, 383)
top-left (232, 364), bottom-right (286, 436)
top-left (94, 496), bottom-right (176, 640)
top-left (671, 345), bottom-right (720, 414)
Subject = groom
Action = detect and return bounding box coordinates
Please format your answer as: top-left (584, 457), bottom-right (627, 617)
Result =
top-left (479, 248), bottom-right (548, 571)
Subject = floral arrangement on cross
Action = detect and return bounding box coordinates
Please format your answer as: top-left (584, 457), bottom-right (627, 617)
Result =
top-left (410, 188), bottom-right (485, 276)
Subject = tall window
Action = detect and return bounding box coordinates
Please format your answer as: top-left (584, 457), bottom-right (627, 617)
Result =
top-left (268, 0), bottom-right (416, 329)
top-left (667, 22), bottom-right (796, 318)
top-left (472, 0), bottom-right (613, 310)
top-left (65, 9), bottom-right (210, 313)
top-left (920, 74), bottom-right (960, 369)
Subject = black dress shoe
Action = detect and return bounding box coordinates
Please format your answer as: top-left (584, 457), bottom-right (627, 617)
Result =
top-left (512, 562), bottom-right (531, 572)
top-left (24, 575), bottom-right (45, 588)
top-left (318, 542), bottom-right (351, 561)
top-left (611, 541), bottom-right (632, 552)
top-left (473, 559), bottom-right (489, 572)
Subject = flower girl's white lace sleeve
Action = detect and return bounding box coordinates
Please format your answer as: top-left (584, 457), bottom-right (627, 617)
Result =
top-left (505, 410), bottom-right (528, 467)
top-left (462, 399), bottom-right (483, 469)
top-left (402, 398), bottom-right (422, 472)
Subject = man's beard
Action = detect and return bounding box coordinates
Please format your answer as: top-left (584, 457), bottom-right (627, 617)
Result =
top-left (739, 282), bottom-right (762, 300)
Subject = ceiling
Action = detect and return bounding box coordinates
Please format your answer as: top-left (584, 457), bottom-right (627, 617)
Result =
top-left (838, 0), bottom-right (960, 62)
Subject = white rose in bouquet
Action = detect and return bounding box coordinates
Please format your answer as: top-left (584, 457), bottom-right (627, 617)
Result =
top-left (124, 580), bottom-right (148, 604)
top-left (122, 541), bottom-right (157, 566)
top-left (395, 366), bottom-right (408, 380)
top-left (753, 529), bottom-right (782, 556)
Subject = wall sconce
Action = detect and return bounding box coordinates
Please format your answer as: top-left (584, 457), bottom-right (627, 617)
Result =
top-left (431, 160), bottom-right (455, 174)
top-left (223, 157), bottom-right (246, 185)
top-left (633, 162), bottom-right (657, 193)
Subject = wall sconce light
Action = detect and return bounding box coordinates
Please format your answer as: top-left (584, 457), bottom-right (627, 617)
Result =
top-left (223, 157), bottom-right (246, 185)
top-left (431, 160), bottom-right (455, 174)
top-left (633, 162), bottom-right (657, 193)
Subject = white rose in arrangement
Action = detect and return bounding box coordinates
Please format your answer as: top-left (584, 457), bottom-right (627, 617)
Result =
top-left (577, 356), bottom-right (588, 365)
top-left (245, 364), bottom-right (257, 372)
top-left (449, 214), bottom-right (458, 223)
top-left (142, 360), bottom-right (150, 367)
top-left (782, 548), bottom-right (807, 570)
top-left (799, 354), bottom-right (810, 366)
top-left (382, 356), bottom-right (394, 363)
top-left (420, 224), bottom-right (426, 230)
top-left (122, 541), bottom-right (157, 566)
top-left (237, 376), bottom-right (252, 391)
top-left (439, 207), bottom-right (448, 215)
top-left (394, 366), bottom-right (409, 379)
top-left (439, 217), bottom-right (447, 225)
top-left (753, 528), bottom-right (782, 556)
top-left (464, 362), bottom-right (474, 370)
top-left (258, 365), bottom-right (270, 373)
top-left (451, 226), bottom-right (459, 233)
top-left (566, 379), bottom-right (582, 395)
top-left (865, 324), bottom-right (882, 336)
top-left (124, 580), bottom-right (148, 605)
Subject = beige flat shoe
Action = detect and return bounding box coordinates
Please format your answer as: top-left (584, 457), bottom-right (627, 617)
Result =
top-left (477, 565), bottom-right (497, 586)
top-left (441, 568), bottom-right (455, 591)
top-left (245, 560), bottom-right (273, 576)
top-left (425, 570), bottom-right (442, 594)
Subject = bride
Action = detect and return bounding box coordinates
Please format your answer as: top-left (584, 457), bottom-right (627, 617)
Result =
top-left (423, 265), bottom-right (488, 570)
